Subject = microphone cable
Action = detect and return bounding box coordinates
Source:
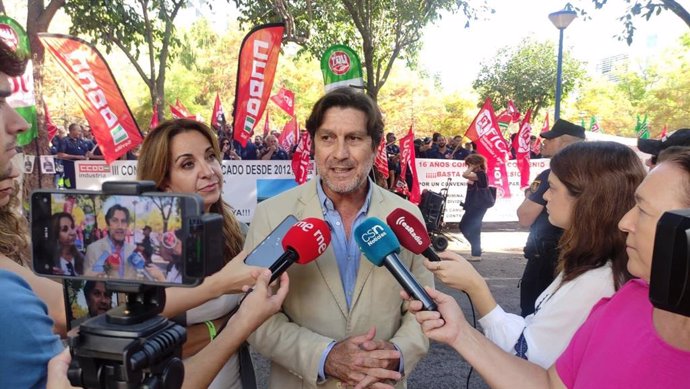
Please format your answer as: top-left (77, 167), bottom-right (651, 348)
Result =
top-left (463, 290), bottom-right (477, 389)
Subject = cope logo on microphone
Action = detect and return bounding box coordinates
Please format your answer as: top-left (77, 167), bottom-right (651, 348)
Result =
top-left (295, 220), bottom-right (328, 254)
top-left (361, 225), bottom-right (386, 246)
top-left (395, 216), bottom-right (423, 245)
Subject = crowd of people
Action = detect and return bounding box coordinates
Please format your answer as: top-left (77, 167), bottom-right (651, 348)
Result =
top-left (1, 36), bottom-right (689, 389)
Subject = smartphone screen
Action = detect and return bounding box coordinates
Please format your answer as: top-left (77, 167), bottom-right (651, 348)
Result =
top-left (31, 191), bottom-right (201, 286)
top-left (63, 279), bottom-right (120, 331)
top-left (245, 214), bottom-right (298, 267)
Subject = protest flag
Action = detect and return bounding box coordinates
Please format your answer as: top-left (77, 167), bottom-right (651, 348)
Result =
top-left (211, 93), bottom-right (226, 132)
top-left (589, 116), bottom-right (602, 133)
top-left (374, 136), bottom-right (389, 179)
top-left (231, 23), bottom-right (284, 147)
top-left (270, 87), bottom-right (295, 117)
top-left (635, 114), bottom-right (649, 139)
top-left (513, 109), bottom-right (532, 190)
top-left (464, 98), bottom-right (511, 198)
top-left (321, 44), bottom-right (364, 92)
top-left (291, 130), bottom-right (312, 185)
top-left (149, 104), bottom-right (159, 130)
top-left (44, 101), bottom-right (58, 142)
top-left (398, 125), bottom-right (421, 204)
top-left (38, 33), bottom-right (143, 164)
top-left (278, 116), bottom-right (297, 150)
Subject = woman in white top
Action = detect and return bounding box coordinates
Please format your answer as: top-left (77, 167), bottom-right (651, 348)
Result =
top-left (137, 119), bottom-right (277, 389)
top-left (426, 141), bottom-right (646, 367)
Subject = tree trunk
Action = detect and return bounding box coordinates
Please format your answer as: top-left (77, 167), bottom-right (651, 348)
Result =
top-left (663, 0), bottom-right (690, 29)
top-left (24, 1), bottom-right (64, 197)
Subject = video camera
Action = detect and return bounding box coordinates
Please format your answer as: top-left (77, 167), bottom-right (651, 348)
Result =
top-left (30, 181), bottom-right (224, 389)
top-left (650, 209), bottom-right (690, 318)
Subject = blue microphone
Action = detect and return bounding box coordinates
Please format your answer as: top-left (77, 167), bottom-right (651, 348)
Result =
top-left (354, 217), bottom-right (437, 311)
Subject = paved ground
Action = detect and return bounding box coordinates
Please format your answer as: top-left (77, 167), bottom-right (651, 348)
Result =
top-left (251, 222), bottom-right (529, 389)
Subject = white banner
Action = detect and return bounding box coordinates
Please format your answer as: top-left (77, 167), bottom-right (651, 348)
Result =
top-left (75, 159), bottom-right (548, 223)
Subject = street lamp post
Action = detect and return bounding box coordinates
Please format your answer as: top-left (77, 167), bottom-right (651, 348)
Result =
top-left (549, 5), bottom-right (577, 121)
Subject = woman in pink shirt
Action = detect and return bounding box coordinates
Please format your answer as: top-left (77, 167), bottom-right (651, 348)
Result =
top-left (403, 148), bottom-right (690, 389)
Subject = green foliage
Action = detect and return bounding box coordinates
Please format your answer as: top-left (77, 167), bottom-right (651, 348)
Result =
top-left (572, 76), bottom-right (636, 136)
top-left (232, 0), bottom-right (491, 99)
top-left (472, 38), bottom-right (586, 118)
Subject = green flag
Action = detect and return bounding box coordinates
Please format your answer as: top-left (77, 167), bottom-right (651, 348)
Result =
top-left (589, 116), bottom-right (602, 133)
top-left (635, 114), bottom-right (649, 139)
top-left (320, 44), bottom-right (364, 92)
top-left (0, 16), bottom-right (37, 145)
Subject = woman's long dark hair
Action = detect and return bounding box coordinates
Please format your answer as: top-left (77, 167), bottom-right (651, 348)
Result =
top-left (51, 212), bottom-right (85, 274)
top-left (550, 141), bottom-right (646, 290)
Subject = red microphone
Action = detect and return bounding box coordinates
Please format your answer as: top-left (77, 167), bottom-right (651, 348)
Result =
top-left (386, 208), bottom-right (441, 262)
top-left (268, 217), bottom-right (332, 282)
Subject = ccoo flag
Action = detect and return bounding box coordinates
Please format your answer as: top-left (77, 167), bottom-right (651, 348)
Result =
top-left (321, 44), bottom-right (364, 92)
top-left (232, 23), bottom-right (284, 147)
top-left (39, 33), bottom-right (143, 164)
top-left (270, 86), bottom-right (295, 117)
top-left (464, 98), bottom-right (511, 199)
top-left (0, 16), bottom-right (38, 146)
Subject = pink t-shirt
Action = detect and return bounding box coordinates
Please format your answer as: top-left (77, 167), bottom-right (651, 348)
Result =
top-left (556, 279), bottom-right (690, 388)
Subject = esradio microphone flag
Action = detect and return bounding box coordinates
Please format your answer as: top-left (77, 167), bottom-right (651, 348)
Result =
top-left (38, 33), bottom-right (143, 164)
top-left (231, 23), bottom-right (284, 147)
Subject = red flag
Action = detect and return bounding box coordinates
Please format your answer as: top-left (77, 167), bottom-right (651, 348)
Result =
top-left (291, 130), bottom-right (311, 184)
top-left (38, 33), bottom-right (143, 164)
top-left (278, 116), bottom-right (297, 150)
top-left (270, 86), bottom-right (295, 117)
top-left (513, 109), bottom-right (532, 190)
top-left (507, 100), bottom-right (520, 122)
top-left (263, 110), bottom-right (271, 137)
top-left (374, 136), bottom-right (389, 179)
top-left (175, 99), bottom-right (193, 117)
top-left (149, 104), bottom-right (159, 130)
top-left (464, 98), bottom-right (511, 198)
top-left (660, 125), bottom-right (668, 140)
top-left (496, 110), bottom-right (512, 125)
top-left (44, 101), bottom-right (58, 141)
top-left (398, 125), bottom-right (421, 204)
top-left (232, 23), bottom-right (285, 147)
top-left (211, 93), bottom-right (226, 132)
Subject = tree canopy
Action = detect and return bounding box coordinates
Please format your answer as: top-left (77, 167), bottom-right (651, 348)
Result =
top-left (232, 0), bottom-right (492, 100)
top-left (472, 38), bottom-right (586, 118)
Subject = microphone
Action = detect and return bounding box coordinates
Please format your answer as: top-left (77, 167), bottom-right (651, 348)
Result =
top-left (386, 208), bottom-right (441, 262)
top-left (127, 251), bottom-right (154, 281)
top-left (354, 217), bottom-right (437, 311)
top-left (269, 217), bottom-right (331, 282)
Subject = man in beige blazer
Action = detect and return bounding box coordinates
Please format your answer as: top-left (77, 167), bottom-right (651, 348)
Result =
top-left (245, 88), bottom-right (432, 389)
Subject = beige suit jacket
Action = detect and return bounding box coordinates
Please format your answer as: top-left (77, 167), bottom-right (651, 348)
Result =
top-left (245, 178), bottom-right (433, 389)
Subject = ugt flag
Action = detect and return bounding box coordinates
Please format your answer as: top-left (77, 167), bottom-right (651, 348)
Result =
top-left (291, 130), bottom-right (311, 185)
top-left (374, 136), bottom-right (389, 179)
top-left (232, 23), bottom-right (284, 147)
top-left (513, 109), bottom-right (532, 190)
top-left (211, 93), bottom-right (226, 132)
top-left (398, 125), bottom-right (421, 204)
top-left (39, 33), bottom-right (143, 164)
top-left (1, 16), bottom-right (37, 146)
top-left (464, 98), bottom-right (511, 199)
top-left (270, 86), bottom-right (295, 117)
top-left (321, 44), bottom-right (364, 92)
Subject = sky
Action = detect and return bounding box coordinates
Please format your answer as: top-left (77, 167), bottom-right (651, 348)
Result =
top-left (419, 0), bottom-right (688, 90)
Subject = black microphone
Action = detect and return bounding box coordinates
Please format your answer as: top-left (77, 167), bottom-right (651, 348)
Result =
top-left (386, 208), bottom-right (441, 262)
top-left (354, 217), bottom-right (437, 311)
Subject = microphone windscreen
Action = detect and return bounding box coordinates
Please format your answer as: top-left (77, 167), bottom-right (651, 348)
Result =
top-left (386, 208), bottom-right (431, 255)
top-left (282, 217), bottom-right (332, 264)
top-left (353, 217), bottom-right (400, 266)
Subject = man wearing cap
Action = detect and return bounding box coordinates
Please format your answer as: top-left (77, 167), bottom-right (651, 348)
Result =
top-left (516, 119), bottom-right (585, 317)
top-left (638, 128), bottom-right (690, 169)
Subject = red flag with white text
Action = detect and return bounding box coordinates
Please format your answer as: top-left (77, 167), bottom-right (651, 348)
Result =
top-left (291, 130), bottom-right (311, 184)
top-left (399, 125), bottom-right (421, 204)
top-left (38, 33), bottom-right (143, 164)
top-left (374, 136), bottom-right (389, 179)
top-left (278, 116), bottom-right (297, 150)
top-left (660, 125), bottom-right (668, 140)
top-left (513, 109), bottom-right (532, 189)
top-left (211, 93), bottom-right (226, 132)
top-left (270, 86), bottom-right (295, 117)
top-left (464, 98), bottom-right (511, 198)
top-left (232, 23), bottom-right (284, 147)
